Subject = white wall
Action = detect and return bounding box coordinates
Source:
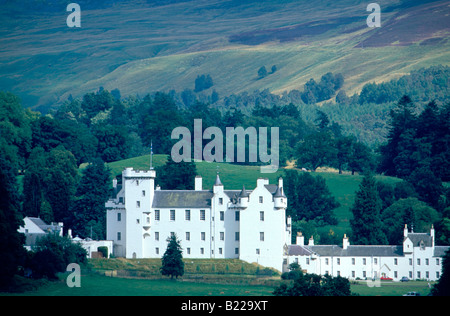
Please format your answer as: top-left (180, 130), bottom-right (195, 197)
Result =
top-left (289, 247), bottom-right (444, 281)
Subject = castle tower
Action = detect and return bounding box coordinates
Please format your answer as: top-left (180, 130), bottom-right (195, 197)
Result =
top-left (122, 168), bottom-right (156, 258)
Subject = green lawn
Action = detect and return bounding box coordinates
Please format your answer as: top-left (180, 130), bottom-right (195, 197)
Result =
top-left (6, 273), bottom-right (276, 296)
top-left (5, 273), bottom-right (434, 296)
top-left (350, 280), bottom-right (434, 296)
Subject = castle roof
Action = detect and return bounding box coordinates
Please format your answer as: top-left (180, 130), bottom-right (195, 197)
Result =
top-left (273, 186), bottom-right (286, 198)
top-left (214, 173), bottom-right (223, 186)
top-left (152, 190), bottom-right (213, 208)
top-left (238, 186), bottom-right (250, 198)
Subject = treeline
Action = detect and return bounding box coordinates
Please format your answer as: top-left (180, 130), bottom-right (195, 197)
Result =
top-left (0, 87), bottom-right (373, 235)
top-left (349, 96), bottom-right (450, 247)
top-left (203, 65), bottom-right (449, 146)
top-left (357, 66), bottom-right (450, 105)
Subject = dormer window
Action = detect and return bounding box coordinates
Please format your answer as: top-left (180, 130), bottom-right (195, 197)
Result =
top-left (420, 240), bottom-right (425, 250)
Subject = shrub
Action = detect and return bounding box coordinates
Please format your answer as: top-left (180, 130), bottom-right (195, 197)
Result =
top-left (97, 246), bottom-right (108, 258)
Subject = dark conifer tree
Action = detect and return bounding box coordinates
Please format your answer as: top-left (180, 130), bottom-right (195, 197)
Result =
top-left (160, 234), bottom-right (184, 279)
top-left (350, 173), bottom-right (387, 245)
top-left (0, 154), bottom-right (26, 289)
top-left (70, 158), bottom-right (111, 239)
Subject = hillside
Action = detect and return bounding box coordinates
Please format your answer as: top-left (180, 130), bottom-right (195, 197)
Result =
top-left (0, 0), bottom-right (448, 109)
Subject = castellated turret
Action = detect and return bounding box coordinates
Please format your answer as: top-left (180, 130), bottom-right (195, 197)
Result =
top-left (273, 177), bottom-right (287, 209)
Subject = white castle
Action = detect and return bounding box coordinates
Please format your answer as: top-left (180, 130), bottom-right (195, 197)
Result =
top-left (106, 167), bottom-right (449, 280)
top-left (106, 168), bottom-right (291, 272)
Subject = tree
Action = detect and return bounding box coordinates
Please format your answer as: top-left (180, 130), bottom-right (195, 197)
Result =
top-left (39, 199), bottom-right (54, 224)
top-left (29, 233), bottom-right (87, 280)
top-left (335, 136), bottom-right (353, 174)
top-left (301, 73), bottom-right (345, 104)
top-left (70, 158), bottom-right (111, 239)
top-left (296, 131), bottom-right (337, 172)
top-left (433, 102), bottom-right (450, 181)
top-left (381, 198), bottom-right (439, 245)
top-left (44, 147), bottom-right (79, 223)
top-left (315, 110), bottom-right (330, 130)
top-left (156, 155), bottom-right (197, 190)
top-left (0, 92), bottom-right (32, 170)
top-left (81, 89), bottom-right (115, 123)
top-left (273, 270), bottom-right (353, 296)
top-left (160, 234), bottom-right (184, 279)
top-left (0, 154), bottom-right (26, 290)
top-left (431, 248), bottom-right (450, 296)
top-left (407, 165), bottom-right (443, 210)
top-left (379, 95), bottom-right (417, 177)
top-left (194, 74), bottom-right (214, 92)
top-left (349, 141), bottom-right (374, 175)
top-left (350, 173), bottom-right (387, 245)
top-left (336, 90), bottom-right (349, 104)
top-left (139, 92), bottom-right (186, 154)
top-left (283, 170), bottom-right (339, 225)
top-left (258, 66), bottom-right (268, 79)
top-left (92, 123), bottom-right (130, 162)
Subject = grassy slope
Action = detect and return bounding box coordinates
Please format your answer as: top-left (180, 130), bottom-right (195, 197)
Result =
top-left (5, 268), bottom-right (432, 296)
top-left (107, 154), bottom-right (402, 236)
top-left (0, 0), bottom-right (448, 108)
top-left (8, 273), bottom-right (275, 296)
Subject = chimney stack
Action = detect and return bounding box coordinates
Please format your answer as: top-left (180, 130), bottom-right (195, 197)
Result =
top-left (343, 234), bottom-right (350, 250)
top-left (195, 175), bottom-right (202, 191)
top-left (308, 236), bottom-right (314, 246)
top-left (296, 232), bottom-right (305, 246)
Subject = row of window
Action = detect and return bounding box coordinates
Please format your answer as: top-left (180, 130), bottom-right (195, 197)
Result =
top-left (116, 231), bottom-right (266, 242)
top-left (152, 231), bottom-right (266, 242)
top-left (218, 196), bottom-right (266, 204)
top-left (117, 210), bottom-right (267, 222)
top-left (329, 270), bottom-right (440, 280)
top-left (151, 247), bottom-right (266, 256)
top-left (303, 257), bottom-right (441, 266)
top-left (154, 247), bottom-right (241, 255)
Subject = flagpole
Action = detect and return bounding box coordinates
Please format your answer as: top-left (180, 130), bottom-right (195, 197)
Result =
top-left (150, 141), bottom-right (153, 170)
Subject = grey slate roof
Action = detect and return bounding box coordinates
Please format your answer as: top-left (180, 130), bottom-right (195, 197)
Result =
top-left (28, 217), bottom-right (62, 234)
top-left (289, 245), bottom-right (314, 256)
top-left (289, 245), bottom-right (404, 257)
top-left (28, 217), bottom-right (48, 228)
top-left (434, 246), bottom-right (450, 257)
top-left (264, 184), bottom-right (278, 194)
top-left (406, 233), bottom-right (433, 247)
top-left (273, 186), bottom-right (286, 198)
top-left (152, 190), bottom-right (213, 208)
top-left (239, 186), bottom-right (250, 198)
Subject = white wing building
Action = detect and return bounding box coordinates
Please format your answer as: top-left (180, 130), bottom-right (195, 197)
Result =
top-left (287, 225), bottom-right (449, 281)
top-left (106, 167), bottom-right (291, 272)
